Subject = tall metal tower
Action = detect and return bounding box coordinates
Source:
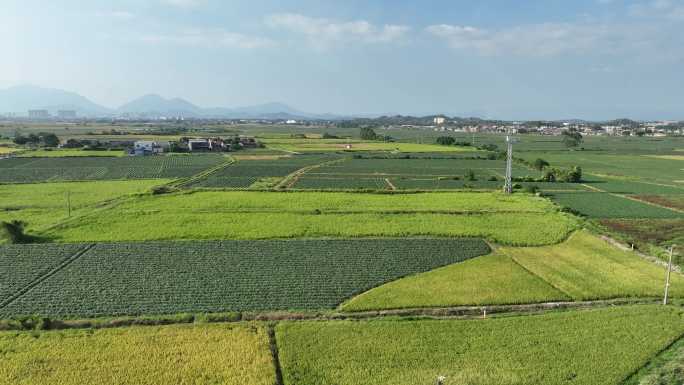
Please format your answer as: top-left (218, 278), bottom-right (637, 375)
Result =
top-left (503, 131), bottom-right (517, 194)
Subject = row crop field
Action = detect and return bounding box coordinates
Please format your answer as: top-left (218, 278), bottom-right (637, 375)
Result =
top-left (343, 231), bottom-right (684, 311)
top-left (0, 155), bottom-right (227, 183)
top-left (0, 323), bottom-right (275, 385)
top-left (277, 306), bottom-right (684, 385)
top-left (0, 238), bottom-right (490, 318)
top-left (519, 152), bottom-right (684, 185)
top-left (0, 244), bottom-right (86, 302)
top-left (550, 192), bottom-right (681, 218)
top-left (261, 138), bottom-right (475, 153)
top-left (40, 191), bottom-right (578, 245)
top-left (186, 154), bottom-right (340, 188)
top-left (303, 158), bottom-right (533, 178)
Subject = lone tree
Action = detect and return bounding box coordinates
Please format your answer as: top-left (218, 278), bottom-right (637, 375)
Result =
top-left (562, 128), bottom-right (583, 148)
top-left (360, 127), bottom-right (379, 140)
top-left (533, 158), bottom-right (550, 176)
top-left (0, 220), bottom-right (31, 244)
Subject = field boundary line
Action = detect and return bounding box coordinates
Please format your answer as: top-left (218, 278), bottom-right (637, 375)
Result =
top-left (581, 182), bottom-right (683, 213)
top-left (618, 194), bottom-right (684, 214)
top-left (1, 298), bottom-right (665, 331)
top-left (385, 178), bottom-right (396, 190)
top-left (599, 234), bottom-right (682, 274)
top-left (275, 157), bottom-right (348, 190)
top-left (267, 325), bottom-right (285, 385)
top-left (0, 243), bottom-right (95, 310)
top-left (506, 253), bottom-right (576, 300)
top-left (581, 183), bottom-right (604, 192)
top-left (169, 157), bottom-right (236, 189)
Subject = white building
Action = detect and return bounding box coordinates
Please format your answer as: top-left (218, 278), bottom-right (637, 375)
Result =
top-left (133, 141), bottom-right (165, 155)
top-left (433, 117), bottom-right (447, 125)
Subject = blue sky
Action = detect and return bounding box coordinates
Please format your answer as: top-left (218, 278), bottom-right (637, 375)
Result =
top-left (2, 0), bottom-right (683, 119)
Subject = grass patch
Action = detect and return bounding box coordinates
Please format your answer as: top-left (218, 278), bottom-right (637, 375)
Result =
top-left (40, 191), bottom-right (576, 245)
top-left (277, 305), bottom-right (684, 385)
top-left (503, 230), bottom-right (684, 300)
top-left (0, 180), bottom-right (170, 234)
top-left (0, 323), bottom-right (275, 385)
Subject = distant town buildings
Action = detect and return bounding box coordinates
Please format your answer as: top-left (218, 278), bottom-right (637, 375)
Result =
top-left (57, 110), bottom-right (77, 119)
top-left (433, 117), bottom-right (446, 126)
top-left (28, 109), bottom-right (49, 119)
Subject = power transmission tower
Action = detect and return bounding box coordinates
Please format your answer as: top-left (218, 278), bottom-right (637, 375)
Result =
top-left (503, 131), bottom-right (517, 194)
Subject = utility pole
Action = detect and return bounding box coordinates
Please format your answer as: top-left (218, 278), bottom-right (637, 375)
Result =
top-left (663, 245), bottom-right (675, 305)
top-left (503, 130), bottom-right (517, 194)
top-left (66, 191), bottom-right (71, 218)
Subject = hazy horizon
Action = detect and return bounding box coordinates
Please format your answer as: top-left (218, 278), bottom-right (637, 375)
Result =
top-left (3, 0), bottom-right (684, 120)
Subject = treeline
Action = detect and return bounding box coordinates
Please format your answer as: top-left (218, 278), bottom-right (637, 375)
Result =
top-left (13, 133), bottom-right (60, 147)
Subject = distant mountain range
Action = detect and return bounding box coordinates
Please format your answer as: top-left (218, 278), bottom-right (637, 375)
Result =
top-left (0, 85), bottom-right (338, 120)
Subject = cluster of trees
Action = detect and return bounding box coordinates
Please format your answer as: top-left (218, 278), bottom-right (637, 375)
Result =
top-left (435, 136), bottom-right (472, 147)
top-left (13, 132), bottom-right (60, 147)
top-left (359, 127), bottom-right (393, 142)
top-left (561, 128), bottom-right (583, 148)
top-left (517, 157), bottom-right (583, 183)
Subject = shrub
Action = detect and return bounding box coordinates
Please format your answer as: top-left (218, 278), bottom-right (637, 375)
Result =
top-left (464, 170), bottom-right (476, 181)
top-left (524, 185), bottom-right (540, 194)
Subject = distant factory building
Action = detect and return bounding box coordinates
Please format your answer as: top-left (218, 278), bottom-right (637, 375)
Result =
top-left (28, 110), bottom-right (50, 119)
top-left (434, 116), bottom-right (447, 125)
top-left (57, 110), bottom-right (77, 119)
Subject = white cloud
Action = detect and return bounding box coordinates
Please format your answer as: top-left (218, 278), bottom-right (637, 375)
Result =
top-left (97, 10), bottom-right (137, 21)
top-left (141, 29), bottom-right (275, 49)
top-left (266, 13), bottom-right (410, 48)
top-left (161, 0), bottom-right (204, 8)
top-left (426, 22), bottom-right (660, 57)
top-left (629, 0), bottom-right (684, 19)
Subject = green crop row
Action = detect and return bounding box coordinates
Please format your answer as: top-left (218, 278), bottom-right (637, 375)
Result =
top-left (0, 244), bottom-right (86, 301)
top-left (550, 192), bottom-right (681, 218)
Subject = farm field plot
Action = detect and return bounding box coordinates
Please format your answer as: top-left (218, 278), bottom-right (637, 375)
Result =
top-left (598, 219), bottom-right (684, 265)
top-left (520, 152), bottom-right (683, 184)
top-left (262, 138), bottom-right (473, 153)
top-left (0, 155), bottom-right (226, 183)
top-left (187, 154), bottom-right (339, 188)
top-left (41, 191), bottom-right (577, 245)
top-left (503, 231), bottom-right (684, 300)
top-left (294, 176), bottom-right (390, 190)
top-left (305, 158), bottom-right (529, 178)
top-left (550, 192), bottom-right (681, 218)
top-left (0, 180), bottom-right (169, 234)
top-left (277, 305), bottom-right (684, 385)
top-left (584, 178), bottom-right (684, 195)
top-left (0, 323), bottom-right (275, 385)
top-left (344, 230), bottom-right (683, 311)
top-left (630, 195), bottom-right (684, 211)
top-left (343, 252), bottom-right (568, 312)
top-left (293, 158), bottom-right (552, 190)
top-left (0, 238), bottom-right (489, 317)
top-left (0, 244), bottom-right (85, 302)
top-left (16, 149), bottom-right (125, 157)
